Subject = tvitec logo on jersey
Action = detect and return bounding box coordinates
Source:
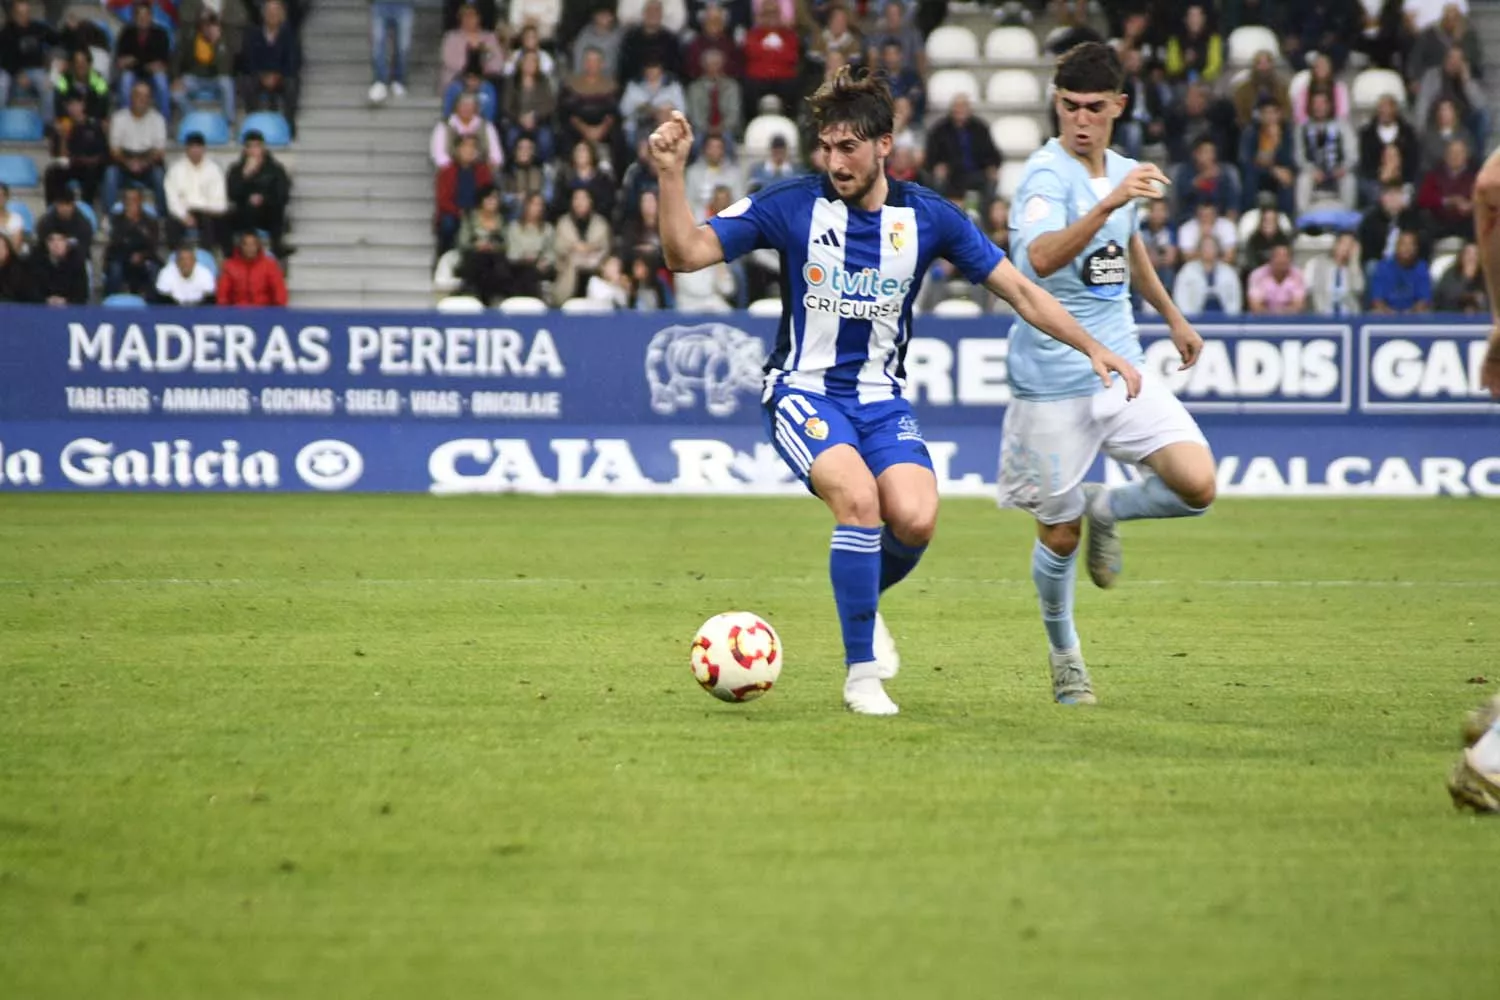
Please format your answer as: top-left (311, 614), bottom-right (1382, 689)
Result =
top-left (801, 262), bottom-right (913, 319)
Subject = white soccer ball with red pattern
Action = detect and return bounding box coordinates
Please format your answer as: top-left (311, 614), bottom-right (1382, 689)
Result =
top-left (690, 612), bottom-right (782, 703)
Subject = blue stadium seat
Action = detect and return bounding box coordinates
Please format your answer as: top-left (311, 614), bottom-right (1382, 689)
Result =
top-left (240, 111), bottom-right (292, 148)
top-left (178, 110), bottom-right (230, 146)
top-left (195, 248), bottom-right (217, 277)
top-left (0, 108), bottom-right (44, 142)
top-left (152, 8), bottom-right (175, 49)
top-left (0, 155), bottom-right (39, 188)
top-left (91, 17), bottom-right (115, 45)
top-left (10, 201), bottom-right (34, 233)
top-left (103, 293), bottom-right (148, 307)
top-left (110, 199), bottom-right (160, 218)
top-left (76, 201), bottom-right (99, 231)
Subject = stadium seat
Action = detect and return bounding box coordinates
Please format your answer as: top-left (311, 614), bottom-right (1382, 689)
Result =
top-left (110, 199), bottom-right (159, 218)
top-left (989, 115), bottom-right (1042, 159)
top-left (1433, 235), bottom-right (1465, 256)
top-left (435, 294), bottom-right (485, 313)
top-left (996, 160), bottom-right (1027, 201)
top-left (496, 295), bottom-right (549, 314)
top-left (984, 69), bottom-right (1043, 109)
top-left (194, 247), bottom-right (217, 278)
top-left (103, 293), bottom-right (147, 307)
top-left (925, 25), bottom-right (979, 63)
top-left (76, 201), bottom-right (98, 231)
top-left (927, 69), bottom-right (980, 110)
top-left (747, 297), bottom-right (782, 317)
top-left (240, 111), bottom-right (292, 147)
top-left (1292, 231), bottom-right (1336, 268)
top-left (88, 16), bottom-right (115, 45)
top-left (984, 26), bottom-right (1039, 62)
top-left (1351, 69), bottom-right (1404, 114)
top-left (1296, 205), bottom-right (1360, 233)
top-left (1237, 208), bottom-right (1293, 244)
top-left (560, 297), bottom-right (614, 314)
top-left (177, 110), bottom-right (230, 146)
top-left (743, 114), bottom-right (798, 159)
top-left (1226, 25), bottom-right (1280, 65)
top-left (0, 155), bottom-right (39, 188)
top-left (931, 298), bottom-right (983, 317)
top-left (432, 249), bottom-right (463, 294)
top-left (10, 200), bottom-right (35, 234)
top-left (0, 108), bottom-right (44, 142)
top-left (1430, 252), bottom-right (1456, 283)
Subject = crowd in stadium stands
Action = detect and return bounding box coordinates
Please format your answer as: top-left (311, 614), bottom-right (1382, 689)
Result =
top-left (411, 0), bottom-right (1490, 316)
top-left (0, 0), bottom-right (296, 305)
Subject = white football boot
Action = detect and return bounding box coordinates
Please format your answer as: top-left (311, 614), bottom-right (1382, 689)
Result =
top-left (1049, 648), bottom-right (1097, 705)
top-left (873, 612), bottom-right (901, 680)
top-left (844, 661), bottom-right (899, 716)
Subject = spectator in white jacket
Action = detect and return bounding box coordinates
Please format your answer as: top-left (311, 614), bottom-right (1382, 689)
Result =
top-left (619, 59), bottom-right (687, 147)
top-left (1304, 232), bottom-right (1365, 316)
top-left (163, 133), bottom-right (229, 249)
top-left (1172, 234), bottom-right (1243, 316)
top-left (431, 93), bottom-right (504, 169)
top-left (155, 246), bottom-right (218, 305)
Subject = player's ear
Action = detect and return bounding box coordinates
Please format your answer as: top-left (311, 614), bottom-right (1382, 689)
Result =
top-left (1108, 92), bottom-right (1127, 119)
top-left (875, 133), bottom-right (893, 160)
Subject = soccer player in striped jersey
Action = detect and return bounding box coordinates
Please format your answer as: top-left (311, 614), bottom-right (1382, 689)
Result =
top-left (650, 70), bottom-right (1142, 716)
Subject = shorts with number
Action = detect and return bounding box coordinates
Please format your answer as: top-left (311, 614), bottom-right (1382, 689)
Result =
top-left (763, 389), bottom-right (933, 493)
top-left (997, 371), bottom-right (1209, 524)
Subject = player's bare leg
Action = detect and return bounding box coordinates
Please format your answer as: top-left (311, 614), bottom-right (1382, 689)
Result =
top-left (1082, 441), bottom-right (1216, 588)
top-left (811, 446), bottom-right (899, 716)
top-left (1473, 148), bottom-right (1500, 398)
top-left (871, 463), bottom-right (940, 680)
top-left (1035, 519), bottom-right (1096, 705)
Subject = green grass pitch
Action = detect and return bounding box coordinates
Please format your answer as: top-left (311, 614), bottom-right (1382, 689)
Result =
top-left (1, 494), bottom-right (1497, 999)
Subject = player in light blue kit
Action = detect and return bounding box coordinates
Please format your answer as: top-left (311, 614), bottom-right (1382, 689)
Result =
top-left (1001, 42), bottom-right (1219, 705)
top-left (650, 69), bottom-right (1141, 715)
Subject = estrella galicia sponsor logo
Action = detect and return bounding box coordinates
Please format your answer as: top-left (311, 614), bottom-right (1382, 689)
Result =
top-left (59, 438), bottom-right (280, 488)
top-left (1360, 325), bottom-right (1498, 413)
top-left (1081, 240), bottom-right (1128, 297)
top-left (1138, 324), bottom-right (1352, 413)
top-left (295, 439), bottom-right (364, 491)
top-left (645, 323), bottom-right (765, 418)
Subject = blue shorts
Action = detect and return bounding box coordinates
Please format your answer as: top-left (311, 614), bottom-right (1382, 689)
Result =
top-left (762, 389), bottom-right (933, 493)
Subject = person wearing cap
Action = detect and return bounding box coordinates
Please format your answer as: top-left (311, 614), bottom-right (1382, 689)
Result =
top-left (226, 130), bottom-right (292, 257)
top-left (173, 10), bottom-right (235, 122)
top-left (369, 0), bottom-right (415, 104)
top-left (165, 131), bottom-right (228, 250)
top-left (45, 90), bottom-right (109, 206)
top-left (114, 0), bottom-right (173, 119)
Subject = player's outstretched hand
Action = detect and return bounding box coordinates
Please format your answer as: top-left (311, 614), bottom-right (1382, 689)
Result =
top-left (1107, 163), bottom-right (1171, 211)
top-left (648, 111), bottom-right (694, 175)
top-left (1090, 347), bottom-right (1143, 400)
top-left (1171, 322), bottom-right (1204, 370)
top-left (1481, 326), bottom-right (1500, 399)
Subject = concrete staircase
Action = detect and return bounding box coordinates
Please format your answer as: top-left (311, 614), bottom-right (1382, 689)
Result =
top-left (1471, 2), bottom-right (1500, 155)
top-left (287, 0), bottom-right (442, 309)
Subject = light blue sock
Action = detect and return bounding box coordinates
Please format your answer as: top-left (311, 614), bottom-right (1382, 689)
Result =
top-left (1031, 540), bottom-right (1079, 653)
top-left (878, 526), bottom-right (926, 593)
top-left (830, 526), bottom-right (882, 665)
top-left (1105, 475), bottom-right (1208, 522)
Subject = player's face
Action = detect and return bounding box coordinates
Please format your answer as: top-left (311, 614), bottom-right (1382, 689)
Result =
top-left (819, 124), bottom-right (891, 205)
top-left (1055, 88), bottom-right (1125, 157)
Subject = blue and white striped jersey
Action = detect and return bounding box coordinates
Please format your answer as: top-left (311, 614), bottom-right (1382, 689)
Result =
top-left (707, 175), bottom-right (1005, 403)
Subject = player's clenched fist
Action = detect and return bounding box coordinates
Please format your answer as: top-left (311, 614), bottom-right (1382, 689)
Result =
top-left (1105, 163), bottom-right (1170, 212)
top-left (648, 111), bottom-right (694, 173)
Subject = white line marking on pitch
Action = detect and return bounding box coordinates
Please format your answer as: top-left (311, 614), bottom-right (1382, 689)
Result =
top-left (0, 578), bottom-right (1495, 589)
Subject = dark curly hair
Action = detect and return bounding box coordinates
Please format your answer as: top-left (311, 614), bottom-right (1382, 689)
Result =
top-left (1054, 41), bottom-right (1124, 94)
top-left (807, 66), bottom-right (895, 141)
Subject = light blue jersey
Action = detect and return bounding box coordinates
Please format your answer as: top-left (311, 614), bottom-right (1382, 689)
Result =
top-left (1007, 139), bottom-right (1145, 401)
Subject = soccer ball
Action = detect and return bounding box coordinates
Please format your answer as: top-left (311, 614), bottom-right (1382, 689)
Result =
top-left (690, 612), bottom-right (782, 703)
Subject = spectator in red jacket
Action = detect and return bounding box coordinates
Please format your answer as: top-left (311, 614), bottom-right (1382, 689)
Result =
top-left (435, 133), bottom-right (493, 254)
top-left (743, 0), bottom-right (800, 116)
top-left (218, 230), bottom-right (288, 306)
top-left (1417, 138), bottom-right (1478, 241)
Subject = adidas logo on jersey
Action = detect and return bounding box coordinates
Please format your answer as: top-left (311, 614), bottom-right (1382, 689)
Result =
top-left (813, 228), bottom-right (842, 248)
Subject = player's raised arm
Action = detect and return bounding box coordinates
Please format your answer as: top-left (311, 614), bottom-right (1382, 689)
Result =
top-left (1128, 232), bottom-right (1202, 369)
top-left (1025, 163), bottom-right (1170, 277)
top-left (651, 111), bottom-right (726, 273)
top-left (984, 256), bottom-right (1142, 398)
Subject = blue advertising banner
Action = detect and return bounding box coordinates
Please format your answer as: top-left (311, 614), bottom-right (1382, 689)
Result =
top-left (0, 306), bottom-right (1494, 495)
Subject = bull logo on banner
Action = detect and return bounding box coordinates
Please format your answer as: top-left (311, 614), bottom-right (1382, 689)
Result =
top-left (645, 323), bottom-right (765, 418)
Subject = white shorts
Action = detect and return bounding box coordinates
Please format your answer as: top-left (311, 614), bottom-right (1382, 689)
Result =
top-left (997, 372), bottom-right (1209, 525)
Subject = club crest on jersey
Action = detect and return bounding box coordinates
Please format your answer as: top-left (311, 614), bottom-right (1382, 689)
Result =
top-left (803, 416), bottom-right (829, 440)
top-left (896, 414), bottom-right (923, 442)
top-left (1081, 240), bottom-right (1129, 298)
top-left (888, 221), bottom-right (907, 251)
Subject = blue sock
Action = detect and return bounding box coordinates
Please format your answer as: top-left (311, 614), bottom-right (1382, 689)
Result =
top-left (830, 525), bottom-right (882, 665)
top-left (1032, 540), bottom-right (1079, 653)
top-left (1106, 475), bottom-right (1208, 522)
top-left (878, 526), bottom-right (927, 593)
